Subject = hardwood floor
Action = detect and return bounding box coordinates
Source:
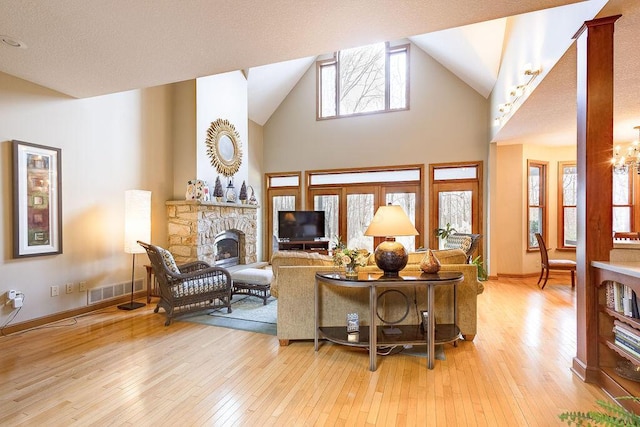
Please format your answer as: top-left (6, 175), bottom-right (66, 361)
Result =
top-left (0, 276), bottom-right (609, 426)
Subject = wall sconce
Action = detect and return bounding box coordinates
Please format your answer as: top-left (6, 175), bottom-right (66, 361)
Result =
top-left (494, 63), bottom-right (542, 126)
top-left (509, 85), bottom-right (526, 98)
top-left (612, 126), bottom-right (640, 175)
top-left (498, 103), bottom-right (512, 114)
top-left (523, 63), bottom-right (541, 76)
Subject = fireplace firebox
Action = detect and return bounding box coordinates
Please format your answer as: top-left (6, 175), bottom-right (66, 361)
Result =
top-left (214, 231), bottom-right (240, 268)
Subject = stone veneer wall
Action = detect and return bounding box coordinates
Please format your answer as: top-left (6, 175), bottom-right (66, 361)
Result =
top-left (166, 200), bottom-right (258, 265)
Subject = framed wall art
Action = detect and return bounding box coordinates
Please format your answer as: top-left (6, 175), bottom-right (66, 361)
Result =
top-left (12, 140), bottom-right (62, 257)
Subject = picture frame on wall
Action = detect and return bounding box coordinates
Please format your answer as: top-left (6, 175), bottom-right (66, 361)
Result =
top-left (12, 140), bottom-right (62, 258)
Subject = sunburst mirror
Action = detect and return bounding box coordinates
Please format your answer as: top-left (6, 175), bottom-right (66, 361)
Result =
top-left (205, 118), bottom-right (242, 177)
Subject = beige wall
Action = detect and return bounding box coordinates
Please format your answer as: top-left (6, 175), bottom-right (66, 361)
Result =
top-left (171, 80), bottom-right (196, 199)
top-left (0, 72), bottom-right (173, 323)
top-left (248, 119), bottom-right (265, 261)
top-left (263, 42), bottom-right (490, 237)
top-left (492, 143), bottom-right (576, 276)
top-left (495, 144), bottom-right (525, 275)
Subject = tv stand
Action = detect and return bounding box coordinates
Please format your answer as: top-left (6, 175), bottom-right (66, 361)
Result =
top-left (278, 239), bottom-right (329, 254)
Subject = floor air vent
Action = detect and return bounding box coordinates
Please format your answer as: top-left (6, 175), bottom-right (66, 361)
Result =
top-left (88, 279), bottom-right (144, 304)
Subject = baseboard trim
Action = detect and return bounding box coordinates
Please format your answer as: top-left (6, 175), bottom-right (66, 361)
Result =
top-left (0, 291), bottom-right (147, 335)
top-left (497, 271), bottom-right (573, 279)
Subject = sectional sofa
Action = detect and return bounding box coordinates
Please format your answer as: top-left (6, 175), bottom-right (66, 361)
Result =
top-left (270, 248), bottom-right (484, 346)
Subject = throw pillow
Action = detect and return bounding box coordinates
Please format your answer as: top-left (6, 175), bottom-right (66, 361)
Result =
top-left (444, 234), bottom-right (473, 253)
top-left (158, 247), bottom-right (180, 273)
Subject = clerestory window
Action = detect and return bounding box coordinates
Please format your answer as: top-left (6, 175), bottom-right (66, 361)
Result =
top-left (317, 42), bottom-right (409, 120)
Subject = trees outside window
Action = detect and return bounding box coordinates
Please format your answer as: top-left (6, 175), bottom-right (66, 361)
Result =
top-left (307, 166), bottom-right (423, 251)
top-left (558, 162), bottom-right (577, 248)
top-left (613, 168), bottom-right (633, 233)
top-left (265, 173), bottom-right (301, 260)
top-left (317, 42), bottom-right (409, 119)
top-left (528, 161), bottom-right (547, 250)
top-left (429, 163), bottom-right (482, 254)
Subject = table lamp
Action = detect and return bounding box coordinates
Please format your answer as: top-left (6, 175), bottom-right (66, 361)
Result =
top-left (364, 205), bottom-right (419, 277)
top-left (118, 189), bottom-right (151, 311)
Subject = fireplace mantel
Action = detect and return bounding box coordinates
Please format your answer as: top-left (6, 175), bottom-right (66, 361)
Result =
top-left (166, 200), bottom-right (258, 265)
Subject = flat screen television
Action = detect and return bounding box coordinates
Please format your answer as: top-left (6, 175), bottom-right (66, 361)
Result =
top-left (278, 210), bottom-right (326, 241)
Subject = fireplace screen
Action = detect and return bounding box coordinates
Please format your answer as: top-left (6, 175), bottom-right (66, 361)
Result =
top-left (214, 231), bottom-right (239, 268)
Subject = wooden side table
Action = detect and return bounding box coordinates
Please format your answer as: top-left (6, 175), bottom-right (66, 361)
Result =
top-left (145, 265), bottom-right (160, 303)
top-left (315, 270), bottom-right (463, 371)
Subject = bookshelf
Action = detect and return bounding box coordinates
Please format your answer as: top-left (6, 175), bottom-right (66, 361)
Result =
top-left (593, 261), bottom-right (640, 413)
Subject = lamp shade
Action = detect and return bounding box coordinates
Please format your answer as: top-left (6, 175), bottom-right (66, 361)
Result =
top-left (124, 190), bottom-right (151, 254)
top-left (364, 205), bottom-right (418, 237)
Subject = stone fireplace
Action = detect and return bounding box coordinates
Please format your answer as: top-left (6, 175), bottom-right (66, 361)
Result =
top-left (166, 200), bottom-right (258, 266)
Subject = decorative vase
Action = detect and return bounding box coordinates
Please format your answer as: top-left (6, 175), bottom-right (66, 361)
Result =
top-left (420, 249), bottom-right (441, 273)
top-left (345, 264), bottom-right (358, 278)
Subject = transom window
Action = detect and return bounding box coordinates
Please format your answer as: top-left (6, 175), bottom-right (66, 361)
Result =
top-left (307, 165), bottom-right (423, 252)
top-left (317, 42), bottom-right (409, 119)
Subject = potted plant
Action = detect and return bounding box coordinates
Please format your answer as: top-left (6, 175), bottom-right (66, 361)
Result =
top-left (213, 176), bottom-right (224, 202)
top-left (434, 223), bottom-right (457, 240)
top-left (559, 396), bottom-right (640, 425)
top-left (471, 255), bottom-right (488, 281)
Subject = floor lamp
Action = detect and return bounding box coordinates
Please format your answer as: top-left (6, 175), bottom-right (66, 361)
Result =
top-left (118, 189), bottom-right (151, 311)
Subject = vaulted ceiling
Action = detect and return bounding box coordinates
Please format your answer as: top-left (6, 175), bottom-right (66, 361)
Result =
top-left (1, 0), bottom-right (637, 145)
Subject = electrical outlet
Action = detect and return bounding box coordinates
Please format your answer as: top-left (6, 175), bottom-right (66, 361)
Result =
top-left (78, 281), bottom-right (87, 292)
top-left (65, 283), bottom-right (73, 294)
top-left (51, 285), bottom-right (59, 297)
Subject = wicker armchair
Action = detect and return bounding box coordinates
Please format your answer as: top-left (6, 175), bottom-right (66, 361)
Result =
top-left (138, 241), bottom-right (232, 326)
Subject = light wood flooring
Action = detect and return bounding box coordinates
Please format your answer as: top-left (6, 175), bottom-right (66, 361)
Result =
top-left (0, 276), bottom-right (610, 426)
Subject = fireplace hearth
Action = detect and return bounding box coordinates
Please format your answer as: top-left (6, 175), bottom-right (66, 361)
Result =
top-left (166, 200), bottom-right (258, 266)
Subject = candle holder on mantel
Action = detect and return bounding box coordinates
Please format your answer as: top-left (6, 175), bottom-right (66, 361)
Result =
top-left (225, 179), bottom-right (237, 203)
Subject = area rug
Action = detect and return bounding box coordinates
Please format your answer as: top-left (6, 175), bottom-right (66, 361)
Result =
top-left (177, 296), bottom-right (277, 336)
top-left (177, 297), bottom-right (445, 359)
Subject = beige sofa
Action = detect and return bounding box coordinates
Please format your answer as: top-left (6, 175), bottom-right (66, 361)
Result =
top-left (271, 249), bottom-right (484, 346)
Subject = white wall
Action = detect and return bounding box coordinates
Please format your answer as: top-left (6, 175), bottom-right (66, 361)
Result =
top-left (0, 72), bottom-right (173, 325)
top-left (196, 71), bottom-right (249, 193)
top-left (490, 0), bottom-right (607, 139)
top-left (263, 43), bottom-right (489, 238)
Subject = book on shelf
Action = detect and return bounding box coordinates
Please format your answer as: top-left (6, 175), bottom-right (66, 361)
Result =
top-left (614, 331), bottom-right (640, 353)
top-left (608, 281), bottom-right (640, 319)
top-left (614, 320), bottom-right (640, 340)
top-left (614, 336), bottom-right (640, 359)
top-left (614, 328), bottom-right (640, 348)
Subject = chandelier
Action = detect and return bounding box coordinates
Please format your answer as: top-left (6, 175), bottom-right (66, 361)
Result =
top-left (612, 126), bottom-right (640, 174)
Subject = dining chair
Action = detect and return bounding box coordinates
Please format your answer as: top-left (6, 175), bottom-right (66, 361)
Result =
top-left (535, 233), bottom-right (576, 290)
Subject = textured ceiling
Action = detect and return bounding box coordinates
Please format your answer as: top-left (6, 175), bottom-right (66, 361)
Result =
top-left (0, 0), bottom-right (579, 98)
top-left (495, 0), bottom-right (640, 145)
top-left (3, 0), bottom-right (638, 146)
